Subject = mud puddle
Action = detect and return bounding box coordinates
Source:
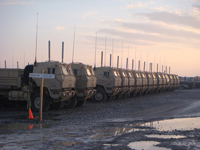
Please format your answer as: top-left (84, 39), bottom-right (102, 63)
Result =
top-left (0, 123), bottom-right (51, 133)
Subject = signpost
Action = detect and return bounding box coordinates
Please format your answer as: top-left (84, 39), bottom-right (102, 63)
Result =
top-left (29, 70), bottom-right (55, 122)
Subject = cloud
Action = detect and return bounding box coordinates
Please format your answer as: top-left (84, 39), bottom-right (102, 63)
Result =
top-left (0, 0), bottom-right (34, 5)
top-left (153, 7), bottom-right (165, 11)
top-left (119, 22), bottom-right (200, 40)
top-left (193, 4), bottom-right (200, 10)
top-left (82, 11), bottom-right (98, 19)
top-left (138, 11), bottom-right (200, 29)
top-left (125, 2), bottom-right (155, 9)
top-left (98, 28), bottom-right (186, 45)
top-left (55, 26), bottom-right (65, 31)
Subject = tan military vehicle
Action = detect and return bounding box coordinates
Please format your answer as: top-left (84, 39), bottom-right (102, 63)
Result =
top-left (140, 71), bottom-right (148, 95)
top-left (155, 72), bottom-right (163, 93)
top-left (0, 61), bottom-right (76, 111)
top-left (167, 74), bottom-right (175, 91)
top-left (160, 73), bottom-right (167, 92)
top-left (69, 62), bottom-right (96, 106)
top-left (131, 70), bottom-right (143, 96)
top-left (151, 72), bottom-right (158, 93)
top-left (164, 73), bottom-right (170, 91)
top-left (115, 69), bottom-right (129, 99)
top-left (93, 67), bottom-right (122, 102)
top-left (145, 72), bottom-right (154, 94)
top-left (125, 69), bottom-right (135, 97)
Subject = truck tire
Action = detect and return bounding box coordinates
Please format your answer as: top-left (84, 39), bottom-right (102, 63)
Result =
top-left (64, 95), bottom-right (77, 109)
top-left (92, 89), bottom-right (107, 102)
top-left (50, 101), bottom-right (65, 110)
top-left (31, 93), bottom-right (50, 112)
top-left (76, 99), bottom-right (86, 107)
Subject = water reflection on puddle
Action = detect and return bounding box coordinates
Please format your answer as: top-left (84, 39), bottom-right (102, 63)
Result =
top-left (146, 134), bottom-right (186, 139)
top-left (142, 117), bottom-right (200, 131)
top-left (56, 141), bottom-right (82, 146)
top-left (0, 123), bottom-right (51, 131)
top-left (127, 141), bottom-right (170, 150)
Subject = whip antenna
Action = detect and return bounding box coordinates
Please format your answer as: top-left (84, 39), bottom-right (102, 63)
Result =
top-left (72, 24), bottom-right (76, 63)
top-left (34, 13), bottom-right (38, 65)
top-left (94, 32), bottom-right (97, 68)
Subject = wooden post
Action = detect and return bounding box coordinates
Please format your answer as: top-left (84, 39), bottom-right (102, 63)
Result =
top-left (39, 69), bottom-right (44, 122)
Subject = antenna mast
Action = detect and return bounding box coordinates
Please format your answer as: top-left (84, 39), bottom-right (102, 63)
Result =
top-left (112, 39), bottom-right (113, 67)
top-left (104, 37), bottom-right (107, 66)
top-left (72, 24), bottom-right (76, 63)
top-left (35, 13), bottom-right (38, 65)
top-left (94, 32), bottom-right (97, 68)
top-left (121, 43), bottom-right (123, 69)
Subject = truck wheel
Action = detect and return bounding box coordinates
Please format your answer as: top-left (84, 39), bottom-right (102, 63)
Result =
top-left (76, 99), bottom-right (86, 107)
top-left (92, 89), bottom-right (107, 102)
top-left (50, 101), bottom-right (65, 110)
top-left (31, 93), bottom-right (50, 112)
top-left (65, 95), bottom-right (77, 109)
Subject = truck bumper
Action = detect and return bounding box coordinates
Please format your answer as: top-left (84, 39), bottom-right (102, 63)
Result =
top-left (60, 90), bottom-right (75, 101)
top-left (84, 89), bottom-right (96, 100)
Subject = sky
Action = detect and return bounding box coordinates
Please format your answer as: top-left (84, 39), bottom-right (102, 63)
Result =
top-left (0, 0), bottom-right (200, 76)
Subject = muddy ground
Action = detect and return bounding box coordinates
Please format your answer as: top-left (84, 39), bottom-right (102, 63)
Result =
top-left (0, 89), bottom-right (200, 150)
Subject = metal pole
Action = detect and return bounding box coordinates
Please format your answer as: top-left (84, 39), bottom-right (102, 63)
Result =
top-left (101, 51), bottom-right (103, 67)
top-left (4, 60), bottom-right (6, 68)
top-left (17, 61), bottom-right (19, 68)
top-left (48, 41), bottom-right (50, 62)
top-left (40, 69), bottom-right (44, 122)
top-left (126, 58), bottom-right (128, 69)
top-left (132, 59), bottom-right (134, 70)
top-left (62, 42), bottom-right (64, 63)
top-left (117, 56), bottom-right (119, 69)
top-left (110, 54), bottom-right (112, 67)
top-left (138, 60), bottom-right (140, 71)
top-left (143, 61), bottom-right (145, 71)
top-left (157, 63), bottom-right (158, 72)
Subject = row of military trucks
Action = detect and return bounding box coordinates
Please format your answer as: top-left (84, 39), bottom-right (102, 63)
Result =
top-left (0, 60), bottom-right (179, 112)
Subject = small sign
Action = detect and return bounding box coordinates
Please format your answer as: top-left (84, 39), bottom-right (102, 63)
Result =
top-left (29, 73), bottom-right (55, 79)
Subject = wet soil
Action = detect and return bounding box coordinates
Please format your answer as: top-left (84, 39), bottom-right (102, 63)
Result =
top-left (0, 89), bottom-right (200, 150)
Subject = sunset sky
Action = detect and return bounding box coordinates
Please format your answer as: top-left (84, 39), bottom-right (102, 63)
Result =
top-left (0, 0), bottom-right (200, 76)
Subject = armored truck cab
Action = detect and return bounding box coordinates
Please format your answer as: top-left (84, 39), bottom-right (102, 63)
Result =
top-left (145, 72), bottom-right (154, 94)
top-left (174, 75), bottom-right (180, 90)
top-left (152, 72), bottom-right (158, 93)
top-left (155, 72), bottom-right (163, 93)
top-left (70, 62), bottom-right (96, 106)
top-left (161, 73), bottom-right (167, 92)
top-left (164, 73), bottom-right (170, 91)
top-left (0, 61), bottom-right (76, 111)
top-left (140, 71), bottom-right (148, 95)
top-left (117, 69), bottom-right (129, 99)
top-left (167, 74), bottom-right (175, 91)
top-left (131, 70), bottom-right (142, 96)
top-left (125, 70), bottom-right (135, 96)
top-left (93, 67), bottom-right (122, 102)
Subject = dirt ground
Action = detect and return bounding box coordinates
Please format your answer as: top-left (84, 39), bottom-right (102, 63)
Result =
top-left (0, 89), bottom-right (200, 150)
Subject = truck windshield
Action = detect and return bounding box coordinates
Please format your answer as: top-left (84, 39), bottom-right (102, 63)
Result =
top-left (113, 70), bottom-right (118, 76)
top-left (148, 74), bottom-right (152, 78)
top-left (86, 68), bottom-right (91, 76)
top-left (136, 73), bottom-right (140, 78)
top-left (128, 72), bottom-right (132, 77)
top-left (90, 68), bottom-right (95, 76)
top-left (62, 66), bottom-right (68, 75)
top-left (122, 71), bottom-right (127, 77)
top-left (142, 73), bottom-right (146, 78)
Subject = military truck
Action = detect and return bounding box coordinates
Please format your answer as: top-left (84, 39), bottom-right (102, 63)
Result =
top-left (151, 72), bottom-right (158, 93)
top-left (0, 61), bottom-right (76, 111)
top-left (69, 62), bottom-right (96, 106)
top-left (131, 70), bottom-right (143, 96)
top-left (115, 69), bottom-right (129, 99)
top-left (145, 72), bottom-right (154, 94)
top-left (154, 72), bottom-right (163, 93)
top-left (125, 69), bottom-right (135, 98)
top-left (93, 67), bottom-right (122, 102)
